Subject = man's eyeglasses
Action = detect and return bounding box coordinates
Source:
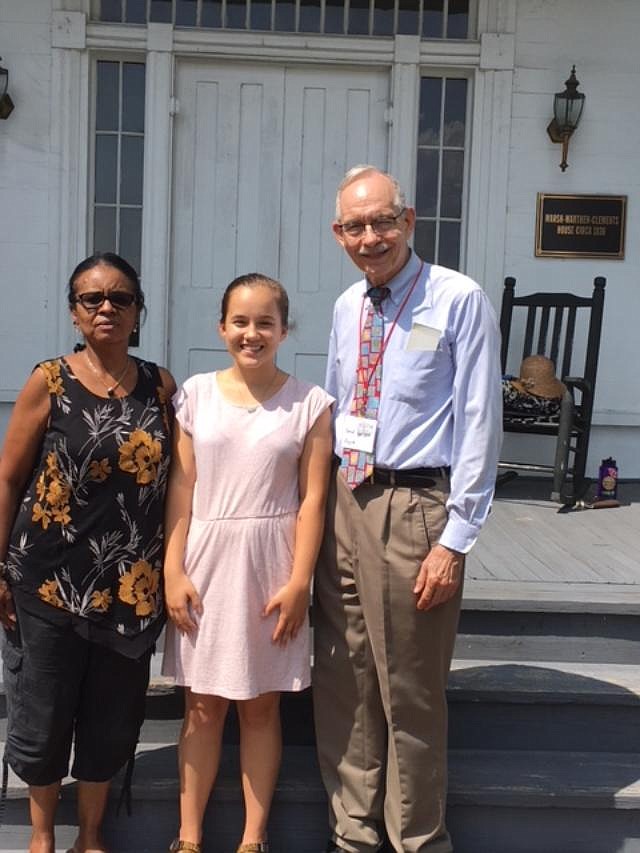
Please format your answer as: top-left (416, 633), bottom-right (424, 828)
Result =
top-left (74, 291), bottom-right (139, 310)
top-left (338, 208), bottom-right (406, 239)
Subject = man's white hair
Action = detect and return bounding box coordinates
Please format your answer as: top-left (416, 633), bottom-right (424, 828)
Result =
top-left (335, 165), bottom-right (406, 221)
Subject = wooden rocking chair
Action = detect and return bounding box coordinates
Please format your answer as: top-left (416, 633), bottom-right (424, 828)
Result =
top-left (498, 275), bottom-right (606, 503)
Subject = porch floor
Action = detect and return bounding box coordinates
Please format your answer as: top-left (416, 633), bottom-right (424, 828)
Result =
top-left (465, 477), bottom-right (640, 613)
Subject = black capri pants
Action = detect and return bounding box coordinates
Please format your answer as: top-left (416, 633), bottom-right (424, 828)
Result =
top-left (3, 596), bottom-right (151, 786)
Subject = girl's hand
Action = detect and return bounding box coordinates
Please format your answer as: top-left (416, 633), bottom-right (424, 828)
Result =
top-left (0, 580), bottom-right (16, 630)
top-left (165, 571), bottom-right (202, 635)
top-left (264, 581), bottom-right (310, 646)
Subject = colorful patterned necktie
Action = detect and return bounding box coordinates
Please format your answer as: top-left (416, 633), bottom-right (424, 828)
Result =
top-left (341, 286), bottom-right (390, 489)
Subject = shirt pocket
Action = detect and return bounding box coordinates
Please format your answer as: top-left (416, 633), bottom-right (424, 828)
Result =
top-left (386, 344), bottom-right (452, 404)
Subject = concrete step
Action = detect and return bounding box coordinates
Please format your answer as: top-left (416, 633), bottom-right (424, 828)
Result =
top-left (455, 607), bottom-right (640, 664)
top-left (448, 659), bottom-right (640, 752)
top-left (463, 579), bottom-right (640, 615)
top-left (142, 657), bottom-right (640, 754)
top-left (458, 579), bottom-right (640, 665)
top-left (448, 747), bottom-right (640, 853)
top-left (2, 745), bottom-right (639, 852)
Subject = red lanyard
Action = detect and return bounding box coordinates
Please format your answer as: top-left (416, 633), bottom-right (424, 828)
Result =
top-left (357, 261), bottom-right (424, 395)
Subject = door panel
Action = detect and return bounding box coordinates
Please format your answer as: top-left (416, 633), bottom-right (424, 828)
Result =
top-left (278, 66), bottom-right (389, 381)
top-left (169, 59), bottom-right (389, 385)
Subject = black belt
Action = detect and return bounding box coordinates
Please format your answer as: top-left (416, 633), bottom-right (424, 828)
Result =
top-left (363, 466), bottom-right (450, 487)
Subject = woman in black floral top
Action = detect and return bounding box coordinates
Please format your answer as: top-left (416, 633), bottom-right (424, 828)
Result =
top-left (0, 253), bottom-right (175, 853)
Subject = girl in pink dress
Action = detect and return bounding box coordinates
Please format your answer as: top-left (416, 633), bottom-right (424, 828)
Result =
top-left (162, 274), bottom-right (333, 853)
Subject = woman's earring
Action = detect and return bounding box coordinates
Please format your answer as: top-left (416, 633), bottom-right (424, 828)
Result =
top-left (129, 318), bottom-right (140, 347)
top-left (73, 322), bottom-right (85, 353)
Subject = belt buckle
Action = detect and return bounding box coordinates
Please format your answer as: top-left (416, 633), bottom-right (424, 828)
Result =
top-left (388, 470), bottom-right (397, 486)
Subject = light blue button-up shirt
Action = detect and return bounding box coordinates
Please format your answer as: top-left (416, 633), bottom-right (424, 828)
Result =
top-left (326, 251), bottom-right (502, 554)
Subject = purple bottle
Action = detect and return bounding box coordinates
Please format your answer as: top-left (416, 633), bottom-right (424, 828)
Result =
top-left (597, 457), bottom-right (618, 500)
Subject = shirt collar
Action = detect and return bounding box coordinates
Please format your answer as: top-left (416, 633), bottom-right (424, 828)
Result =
top-left (364, 251), bottom-right (431, 309)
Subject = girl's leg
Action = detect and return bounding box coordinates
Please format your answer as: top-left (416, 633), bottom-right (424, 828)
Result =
top-left (177, 689), bottom-right (230, 845)
top-left (236, 691), bottom-right (282, 845)
top-left (28, 782), bottom-right (61, 853)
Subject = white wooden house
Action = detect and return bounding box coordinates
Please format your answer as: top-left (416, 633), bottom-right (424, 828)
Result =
top-left (1, 0), bottom-right (638, 476)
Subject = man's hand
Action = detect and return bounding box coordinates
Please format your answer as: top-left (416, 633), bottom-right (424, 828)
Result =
top-left (413, 544), bottom-right (464, 611)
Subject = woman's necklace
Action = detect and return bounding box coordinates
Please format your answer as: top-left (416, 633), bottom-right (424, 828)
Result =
top-left (85, 351), bottom-right (131, 397)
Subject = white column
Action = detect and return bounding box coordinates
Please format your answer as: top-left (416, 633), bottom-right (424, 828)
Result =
top-left (465, 29), bottom-right (515, 305)
top-left (50, 11), bottom-right (90, 355)
top-left (388, 35), bottom-right (420, 205)
top-left (139, 23), bottom-right (174, 365)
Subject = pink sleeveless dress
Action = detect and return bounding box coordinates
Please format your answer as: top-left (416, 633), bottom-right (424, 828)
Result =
top-left (162, 372), bottom-right (333, 699)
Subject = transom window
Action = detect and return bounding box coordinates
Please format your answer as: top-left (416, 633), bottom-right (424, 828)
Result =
top-left (414, 75), bottom-right (468, 270)
top-left (94, 0), bottom-right (470, 37)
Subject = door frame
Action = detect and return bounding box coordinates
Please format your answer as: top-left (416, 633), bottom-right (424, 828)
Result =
top-left (50, 9), bottom-right (514, 364)
top-left (167, 56), bottom-right (390, 384)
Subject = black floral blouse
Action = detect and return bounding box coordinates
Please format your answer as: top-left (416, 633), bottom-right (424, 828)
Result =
top-left (6, 357), bottom-right (172, 656)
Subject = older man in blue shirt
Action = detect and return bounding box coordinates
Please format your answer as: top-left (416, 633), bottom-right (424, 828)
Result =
top-left (313, 165), bottom-right (502, 852)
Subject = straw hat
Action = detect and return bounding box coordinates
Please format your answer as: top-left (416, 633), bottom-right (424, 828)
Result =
top-left (510, 355), bottom-right (566, 399)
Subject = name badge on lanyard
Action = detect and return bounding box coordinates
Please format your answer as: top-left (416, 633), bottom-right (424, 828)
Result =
top-left (342, 415), bottom-right (377, 454)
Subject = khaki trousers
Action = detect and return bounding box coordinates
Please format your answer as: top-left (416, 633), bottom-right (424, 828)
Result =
top-left (312, 465), bottom-right (462, 853)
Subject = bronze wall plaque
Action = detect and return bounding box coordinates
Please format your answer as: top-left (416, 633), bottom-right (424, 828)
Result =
top-left (535, 193), bottom-right (626, 259)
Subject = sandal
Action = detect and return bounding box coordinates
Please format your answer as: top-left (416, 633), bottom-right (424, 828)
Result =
top-left (237, 845), bottom-right (270, 852)
top-left (169, 841), bottom-right (202, 852)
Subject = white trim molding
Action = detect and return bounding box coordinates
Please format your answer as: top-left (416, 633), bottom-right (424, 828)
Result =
top-left (389, 35), bottom-right (420, 200)
top-left (50, 17), bottom-right (91, 355)
top-left (140, 25), bottom-right (175, 365)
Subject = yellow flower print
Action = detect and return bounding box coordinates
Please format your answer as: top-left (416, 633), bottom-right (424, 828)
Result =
top-left (156, 385), bottom-right (171, 433)
top-left (118, 429), bottom-right (162, 485)
top-left (91, 588), bottom-right (113, 612)
top-left (38, 579), bottom-right (64, 608)
top-left (40, 361), bottom-right (64, 397)
top-left (36, 472), bottom-right (46, 501)
top-left (32, 502), bottom-right (52, 529)
top-left (118, 560), bottom-right (160, 617)
top-left (32, 452), bottom-right (72, 530)
top-left (89, 458), bottom-right (112, 482)
top-left (46, 478), bottom-right (71, 507)
top-left (51, 505), bottom-right (71, 525)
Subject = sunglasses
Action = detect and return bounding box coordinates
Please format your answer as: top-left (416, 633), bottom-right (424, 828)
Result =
top-left (74, 290), bottom-right (139, 310)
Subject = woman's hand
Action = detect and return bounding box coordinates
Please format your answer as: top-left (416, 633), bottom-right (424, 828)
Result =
top-left (264, 581), bottom-right (310, 646)
top-left (0, 579), bottom-right (16, 630)
top-left (165, 571), bottom-right (202, 635)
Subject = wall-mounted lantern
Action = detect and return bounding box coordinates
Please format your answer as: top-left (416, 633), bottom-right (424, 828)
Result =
top-left (0, 57), bottom-right (15, 120)
top-left (546, 66), bottom-right (585, 172)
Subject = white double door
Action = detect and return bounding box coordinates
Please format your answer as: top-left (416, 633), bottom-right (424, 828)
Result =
top-left (169, 58), bottom-right (389, 385)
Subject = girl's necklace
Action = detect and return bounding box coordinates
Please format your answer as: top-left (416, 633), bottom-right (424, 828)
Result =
top-left (85, 351), bottom-right (131, 397)
top-left (242, 369), bottom-right (281, 412)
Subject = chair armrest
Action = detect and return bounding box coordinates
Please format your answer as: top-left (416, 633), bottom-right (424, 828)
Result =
top-left (563, 376), bottom-right (592, 396)
top-left (562, 377), bottom-right (594, 411)
top-left (558, 389), bottom-right (575, 421)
